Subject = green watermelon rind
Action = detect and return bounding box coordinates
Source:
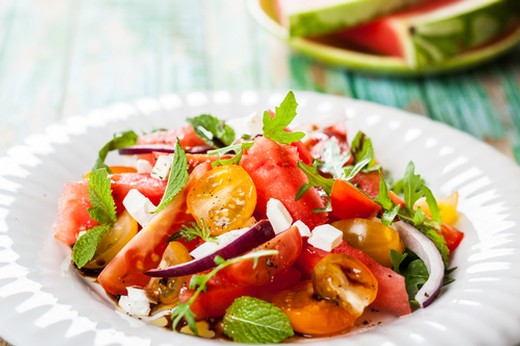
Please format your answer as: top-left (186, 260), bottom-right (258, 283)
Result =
top-left (286, 0), bottom-right (425, 38)
top-left (249, 0), bottom-right (520, 76)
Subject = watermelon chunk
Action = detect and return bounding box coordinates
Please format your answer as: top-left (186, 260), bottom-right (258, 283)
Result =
top-left (336, 0), bottom-right (520, 67)
top-left (297, 241), bottom-right (412, 317)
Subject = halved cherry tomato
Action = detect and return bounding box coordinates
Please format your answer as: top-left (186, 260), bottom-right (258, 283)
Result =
top-left (440, 223), bottom-right (464, 252)
top-left (312, 254), bottom-right (378, 318)
top-left (222, 226), bottom-right (303, 286)
top-left (272, 281), bottom-right (355, 336)
top-left (187, 165), bottom-right (257, 235)
top-left (145, 241), bottom-right (191, 305)
top-left (330, 179), bottom-right (382, 220)
top-left (84, 211), bottom-right (138, 270)
top-left (332, 219), bottom-right (404, 267)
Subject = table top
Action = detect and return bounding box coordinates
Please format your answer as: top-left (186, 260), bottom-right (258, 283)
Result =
top-left (1, 0), bottom-right (519, 345)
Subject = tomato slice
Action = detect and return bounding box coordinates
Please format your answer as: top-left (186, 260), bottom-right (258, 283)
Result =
top-left (330, 179), bottom-right (382, 220)
top-left (222, 226), bottom-right (303, 286)
top-left (272, 281), bottom-right (355, 336)
top-left (440, 223), bottom-right (464, 252)
top-left (97, 163), bottom-right (211, 296)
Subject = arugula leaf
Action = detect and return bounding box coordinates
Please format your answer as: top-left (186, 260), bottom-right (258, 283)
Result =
top-left (374, 170), bottom-right (400, 225)
top-left (296, 161), bottom-right (334, 200)
top-left (154, 141), bottom-right (189, 213)
top-left (171, 250), bottom-right (278, 335)
top-left (223, 297), bottom-right (294, 343)
top-left (262, 91), bottom-right (305, 144)
top-left (389, 249), bottom-right (408, 274)
top-left (92, 130), bottom-right (138, 171)
top-left (350, 131), bottom-right (377, 169)
top-left (402, 258), bottom-right (429, 309)
top-left (187, 114), bottom-right (235, 148)
top-left (421, 227), bottom-right (450, 267)
top-left (167, 220), bottom-right (217, 243)
top-left (72, 224), bottom-right (111, 268)
top-left (207, 141), bottom-right (254, 166)
top-left (319, 139), bottom-right (350, 179)
top-left (87, 168), bottom-right (117, 225)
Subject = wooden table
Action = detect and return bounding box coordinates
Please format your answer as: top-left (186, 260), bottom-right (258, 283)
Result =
top-left (1, 0), bottom-right (519, 344)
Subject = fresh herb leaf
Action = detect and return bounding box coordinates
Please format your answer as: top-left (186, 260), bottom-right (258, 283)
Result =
top-left (87, 168), bottom-right (117, 225)
top-left (296, 161), bottom-right (334, 200)
top-left (319, 139), bottom-right (350, 179)
top-left (389, 249), bottom-right (408, 274)
top-left (92, 130), bottom-right (138, 171)
top-left (262, 91), bottom-right (305, 144)
top-left (402, 258), bottom-right (429, 308)
top-left (375, 171), bottom-right (400, 225)
top-left (168, 220), bottom-right (217, 243)
top-left (207, 141), bottom-right (254, 166)
top-left (223, 297), bottom-right (294, 343)
top-left (187, 114), bottom-right (235, 148)
top-left (171, 250), bottom-right (278, 335)
top-left (422, 227), bottom-right (450, 267)
top-left (154, 141), bottom-right (189, 213)
top-left (350, 131), bottom-right (377, 169)
top-left (72, 224), bottom-right (111, 268)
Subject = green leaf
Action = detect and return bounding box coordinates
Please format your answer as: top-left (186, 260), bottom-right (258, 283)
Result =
top-left (297, 161), bottom-right (334, 198)
top-left (319, 139), bottom-right (350, 179)
top-left (422, 227), bottom-right (450, 267)
top-left (87, 168), bottom-right (117, 225)
top-left (381, 204), bottom-right (400, 226)
top-left (403, 161), bottom-right (425, 212)
top-left (187, 114), bottom-right (235, 148)
top-left (154, 141), bottom-right (189, 212)
top-left (72, 224), bottom-right (111, 268)
top-left (262, 91), bottom-right (305, 144)
top-left (171, 303), bottom-right (197, 334)
top-left (207, 141), bottom-right (254, 166)
top-left (402, 259), bottom-right (429, 304)
top-left (375, 170), bottom-right (393, 210)
top-left (92, 130), bottom-right (138, 171)
top-left (350, 131), bottom-right (376, 169)
top-left (389, 249), bottom-right (408, 274)
top-left (223, 297), bottom-right (294, 343)
top-left (167, 220), bottom-right (217, 243)
top-left (422, 185), bottom-right (442, 224)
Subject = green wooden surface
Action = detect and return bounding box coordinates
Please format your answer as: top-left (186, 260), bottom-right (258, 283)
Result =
top-left (1, 0), bottom-right (520, 164)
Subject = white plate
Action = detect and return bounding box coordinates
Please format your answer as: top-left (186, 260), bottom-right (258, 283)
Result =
top-left (1, 91), bottom-right (520, 346)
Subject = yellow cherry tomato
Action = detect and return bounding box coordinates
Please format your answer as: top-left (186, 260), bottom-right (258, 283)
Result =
top-left (187, 165), bottom-right (256, 235)
top-left (332, 219), bottom-right (404, 267)
top-left (416, 191), bottom-right (459, 226)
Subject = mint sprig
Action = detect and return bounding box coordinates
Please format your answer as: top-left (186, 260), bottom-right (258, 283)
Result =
top-left (92, 130), bottom-right (138, 172)
top-left (154, 141), bottom-right (189, 212)
top-left (171, 250), bottom-right (278, 334)
top-left (72, 168), bottom-right (117, 268)
top-left (187, 114), bottom-right (235, 148)
top-left (262, 91), bottom-right (304, 144)
top-left (223, 296), bottom-right (294, 343)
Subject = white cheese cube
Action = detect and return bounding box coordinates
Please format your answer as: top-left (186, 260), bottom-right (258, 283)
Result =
top-left (226, 112), bottom-right (264, 139)
top-left (137, 159), bottom-right (153, 174)
top-left (292, 220), bottom-right (311, 238)
top-left (151, 155), bottom-right (172, 180)
top-left (190, 228), bottom-right (249, 259)
top-left (122, 189), bottom-right (156, 227)
top-left (308, 224), bottom-right (343, 252)
top-left (119, 287), bottom-right (151, 316)
top-left (266, 198), bottom-right (293, 234)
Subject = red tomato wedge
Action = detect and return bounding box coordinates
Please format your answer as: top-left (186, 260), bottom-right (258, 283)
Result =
top-left (330, 179), bottom-right (382, 220)
top-left (54, 173), bottom-right (168, 246)
top-left (297, 241), bottom-right (411, 317)
top-left (97, 163), bottom-right (211, 296)
top-left (350, 171), bottom-right (381, 199)
top-left (240, 136), bottom-right (327, 229)
top-left (440, 223), bottom-right (464, 252)
top-left (223, 226), bottom-right (303, 286)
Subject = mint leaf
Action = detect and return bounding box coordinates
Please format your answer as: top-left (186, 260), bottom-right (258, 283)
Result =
top-left (262, 91), bottom-right (304, 144)
top-left (187, 114), bottom-right (235, 148)
top-left (154, 141), bottom-right (189, 212)
top-left (296, 161), bottom-right (334, 199)
top-left (72, 224), bottom-right (111, 268)
top-left (224, 297), bottom-right (294, 343)
top-left (92, 130), bottom-right (138, 171)
top-left (87, 168), bottom-right (117, 225)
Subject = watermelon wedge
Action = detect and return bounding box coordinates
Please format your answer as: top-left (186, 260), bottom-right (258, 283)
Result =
top-left (337, 0), bottom-right (520, 68)
top-left (276, 0), bottom-right (426, 37)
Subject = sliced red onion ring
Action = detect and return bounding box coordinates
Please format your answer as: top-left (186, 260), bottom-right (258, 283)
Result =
top-left (118, 144), bottom-right (211, 155)
top-left (145, 220), bottom-right (275, 278)
top-left (392, 220), bottom-right (445, 308)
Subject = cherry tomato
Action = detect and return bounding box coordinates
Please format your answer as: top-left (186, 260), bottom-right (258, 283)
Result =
top-left (187, 165), bottom-right (257, 235)
top-left (222, 226), bottom-right (303, 286)
top-left (331, 219), bottom-right (404, 267)
top-left (330, 179), bottom-right (381, 220)
top-left (272, 281), bottom-right (355, 336)
top-left (440, 223), bottom-right (464, 252)
top-left (84, 211), bottom-right (138, 270)
top-left (145, 241), bottom-right (191, 305)
top-left (416, 191), bottom-right (459, 226)
top-left (312, 254), bottom-right (378, 319)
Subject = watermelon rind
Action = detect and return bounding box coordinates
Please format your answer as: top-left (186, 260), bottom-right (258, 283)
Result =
top-left (249, 0), bottom-right (520, 76)
top-left (282, 0), bottom-right (426, 37)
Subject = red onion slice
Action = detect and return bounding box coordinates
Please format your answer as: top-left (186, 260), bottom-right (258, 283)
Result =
top-left (145, 220), bottom-right (275, 278)
top-left (118, 144), bottom-right (211, 155)
top-left (392, 220), bottom-right (445, 308)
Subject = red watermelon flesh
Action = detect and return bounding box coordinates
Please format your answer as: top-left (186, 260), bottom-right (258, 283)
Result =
top-left (297, 241), bottom-right (412, 317)
top-left (336, 0), bottom-right (460, 58)
top-left (240, 136), bottom-right (327, 230)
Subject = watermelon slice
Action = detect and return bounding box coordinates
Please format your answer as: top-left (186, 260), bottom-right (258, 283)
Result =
top-left (337, 0), bottom-right (520, 68)
top-left (276, 0), bottom-right (426, 37)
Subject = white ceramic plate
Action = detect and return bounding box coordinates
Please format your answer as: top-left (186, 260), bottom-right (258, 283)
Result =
top-left (1, 91), bottom-right (520, 346)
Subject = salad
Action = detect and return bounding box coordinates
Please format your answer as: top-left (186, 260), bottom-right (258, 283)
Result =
top-left (54, 91), bottom-right (464, 343)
